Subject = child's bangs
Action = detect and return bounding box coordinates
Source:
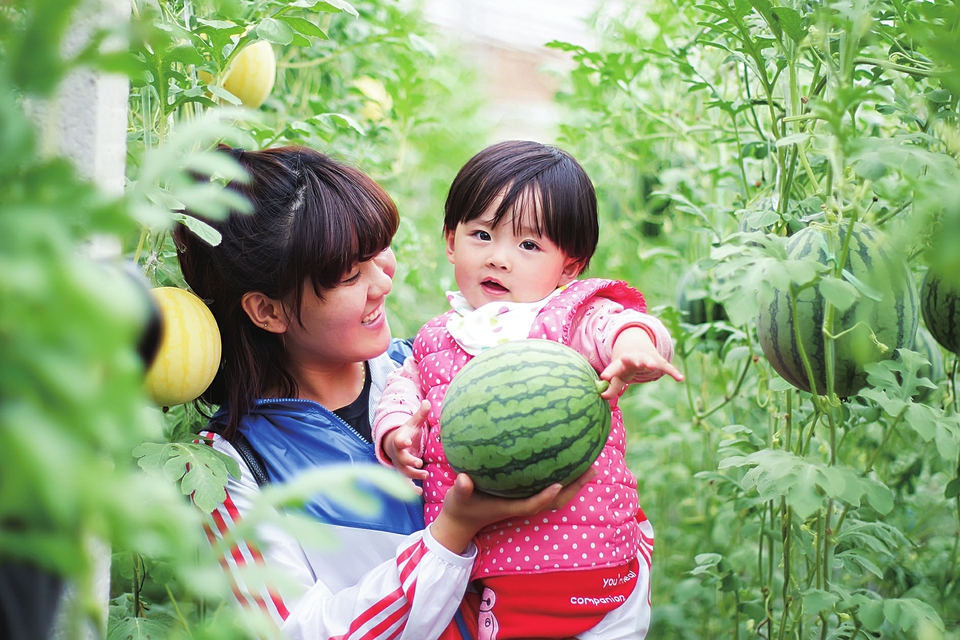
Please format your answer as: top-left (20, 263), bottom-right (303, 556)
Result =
top-left (499, 184), bottom-right (550, 237)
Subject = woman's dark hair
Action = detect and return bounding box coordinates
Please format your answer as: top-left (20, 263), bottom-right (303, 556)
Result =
top-left (443, 140), bottom-right (599, 271)
top-left (174, 145), bottom-right (399, 436)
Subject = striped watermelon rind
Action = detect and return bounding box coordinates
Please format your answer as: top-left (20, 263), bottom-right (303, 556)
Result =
top-left (440, 340), bottom-right (611, 498)
top-left (756, 222), bottom-right (918, 398)
top-left (920, 269), bottom-right (960, 355)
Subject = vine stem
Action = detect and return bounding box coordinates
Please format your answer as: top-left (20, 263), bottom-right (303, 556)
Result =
top-left (695, 355), bottom-right (752, 420)
top-left (834, 405), bottom-right (908, 533)
top-left (165, 584), bottom-right (193, 638)
top-left (852, 57), bottom-right (945, 78)
top-left (777, 391), bottom-right (793, 640)
top-left (949, 491), bottom-right (960, 594)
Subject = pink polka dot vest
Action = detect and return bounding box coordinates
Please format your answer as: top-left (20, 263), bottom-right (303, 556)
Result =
top-left (415, 279), bottom-right (645, 578)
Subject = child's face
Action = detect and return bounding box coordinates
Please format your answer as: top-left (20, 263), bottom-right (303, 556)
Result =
top-left (445, 196), bottom-right (580, 309)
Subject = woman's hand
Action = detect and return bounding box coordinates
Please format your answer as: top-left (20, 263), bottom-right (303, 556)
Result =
top-left (429, 468), bottom-right (597, 555)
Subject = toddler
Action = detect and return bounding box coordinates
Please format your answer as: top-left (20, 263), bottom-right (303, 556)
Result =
top-left (373, 140), bottom-right (683, 639)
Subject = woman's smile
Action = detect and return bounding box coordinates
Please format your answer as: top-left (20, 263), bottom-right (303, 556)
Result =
top-left (361, 305), bottom-right (385, 326)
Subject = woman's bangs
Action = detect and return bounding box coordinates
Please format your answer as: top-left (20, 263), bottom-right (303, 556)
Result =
top-left (354, 195), bottom-right (398, 262)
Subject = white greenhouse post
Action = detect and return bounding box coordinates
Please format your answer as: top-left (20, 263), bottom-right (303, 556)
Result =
top-left (37, 0), bottom-right (131, 638)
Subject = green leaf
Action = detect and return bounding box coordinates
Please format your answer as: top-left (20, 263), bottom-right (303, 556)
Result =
top-left (208, 85), bottom-right (243, 105)
top-left (280, 16), bottom-right (328, 40)
top-left (818, 276), bottom-right (859, 311)
top-left (802, 588), bottom-right (839, 616)
top-left (861, 477), bottom-right (894, 515)
top-left (776, 132), bottom-right (811, 148)
top-left (256, 18), bottom-right (296, 45)
top-left (294, 0), bottom-right (360, 17)
top-left (134, 442), bottom-right (240, 513)
top-left (311, 112), bottom-right (366, 134)
top-left (167, 43), bottom-right (205, 66)
top-left (858, 600), bottom-right (885, 631)
top-left (769, 7), bottom-right (807, 43)
top-left (945, 476), bottom-right (960, 499)
top-left (841, 268), bottom-right (885, 301)
top-left (836, 548), bottom-right (883, 578)
top-left (904, 403), bottom-right (938, 440)
top-left (172, 212), bottom-right (222, 246)
top-left (107, 615), bottom-right (173, 640)
top-left (853, 157), bottom-right (887, 181)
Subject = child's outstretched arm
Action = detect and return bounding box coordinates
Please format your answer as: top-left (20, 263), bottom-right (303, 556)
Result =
top-left (601, 326), bottom-right (684, 399)
top-left (568, 295), bottom-right (683, 399)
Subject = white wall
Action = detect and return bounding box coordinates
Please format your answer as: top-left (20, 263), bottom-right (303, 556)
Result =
top-left (424, 0), bottom-right (601, 143)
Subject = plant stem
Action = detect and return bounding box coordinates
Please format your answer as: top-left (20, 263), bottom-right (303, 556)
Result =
top-left (852, 57), bottom-right (945, 78)
top-left (696, 356), bottom-right (752, 420)
top-left (133, 552), bottom-right (144, 617)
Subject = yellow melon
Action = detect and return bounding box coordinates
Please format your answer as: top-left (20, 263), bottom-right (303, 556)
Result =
top-left (222, 40), bottom-right (276, 109)
top-left (145, 287), bottom-right (221, 407)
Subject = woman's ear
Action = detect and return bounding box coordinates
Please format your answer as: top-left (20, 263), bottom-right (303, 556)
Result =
top-left (558, 257), bottom-right (583, 287)
top-left (241, 292), bottom-right (287, 333)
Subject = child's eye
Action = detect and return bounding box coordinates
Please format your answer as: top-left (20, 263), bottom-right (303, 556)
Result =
top-left (520, 240), bottom-right (539, 251)
top-left (472, 230), bottom-right (492, 241)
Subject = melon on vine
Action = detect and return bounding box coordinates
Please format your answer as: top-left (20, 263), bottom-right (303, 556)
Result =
top-left (145, 287), bottom-right (221, 407)
top-left (756, 222), bottom-right (918, 397)
top-left (920, 269), bottom-right (960, 355)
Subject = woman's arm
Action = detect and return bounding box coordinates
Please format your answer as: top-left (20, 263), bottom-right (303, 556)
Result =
top-left (198, 431), bottom-right (475, 640)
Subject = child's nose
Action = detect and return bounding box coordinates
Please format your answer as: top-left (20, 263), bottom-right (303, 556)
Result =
top-left (487, 245), bottom-right (510, 270)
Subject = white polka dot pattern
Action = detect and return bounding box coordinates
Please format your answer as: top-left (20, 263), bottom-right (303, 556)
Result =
top-left (415, 279), bottom-right (651, 577)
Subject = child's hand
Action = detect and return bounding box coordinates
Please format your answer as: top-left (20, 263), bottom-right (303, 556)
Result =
top-left (601, 326), bottom-right (684, 399)
top-left (383, 400), bottom-right (430, 485)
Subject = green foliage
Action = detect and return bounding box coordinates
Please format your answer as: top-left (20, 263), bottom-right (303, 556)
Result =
top-left (4, 0), bottom-right (488, 637)
top-left (555, 0), bottom-right (960, 637)
top-left (0, 2), bottom-right (208, 636)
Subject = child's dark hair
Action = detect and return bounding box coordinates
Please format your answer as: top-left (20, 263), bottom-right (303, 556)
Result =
top-left (443, 140), bottom-right (599, 271)
top-left (174, 144), bottom-right (399, 437)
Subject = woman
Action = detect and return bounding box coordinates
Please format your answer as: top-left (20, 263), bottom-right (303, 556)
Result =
top-left (175, 145), bottom-right (589, 639)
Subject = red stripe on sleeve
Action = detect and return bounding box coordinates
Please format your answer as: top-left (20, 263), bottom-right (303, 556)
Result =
top-left (337, 586), bottom-right (406, 639)
top-left (356, 603), bottom-right (407, 640)
top-left (398, 540), bottom-right (427, 584)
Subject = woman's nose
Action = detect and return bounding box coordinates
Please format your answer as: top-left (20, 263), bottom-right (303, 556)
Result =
top-left (371, 248), bottom-right (396, 294)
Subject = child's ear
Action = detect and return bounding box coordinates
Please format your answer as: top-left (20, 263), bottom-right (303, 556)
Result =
top-left (241, 292), bottom-right (288, 333)
top-left (558, 257), bottom-right (582, 286)
top-left (444, 228), bottom-right (457, 265)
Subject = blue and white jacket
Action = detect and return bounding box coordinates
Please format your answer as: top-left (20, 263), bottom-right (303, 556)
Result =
top-left (198, 340), bottom-right (476, 640)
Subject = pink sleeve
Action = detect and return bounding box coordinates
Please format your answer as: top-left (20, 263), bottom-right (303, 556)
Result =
top-left (569, 297), bottom-right (675, 384)
top-left (372, 356), bottom-right (427, 467)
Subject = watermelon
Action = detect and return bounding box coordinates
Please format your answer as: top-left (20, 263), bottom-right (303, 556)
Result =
top-left (756, 222), bottom-right (918, 397)
top-left (440, 340), bottom-right (611, 498)
top-left (920, 269), bottom-right (960, 355)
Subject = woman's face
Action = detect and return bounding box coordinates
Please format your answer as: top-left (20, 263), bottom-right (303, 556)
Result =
top-left (282, 247), bottom-right (396, 369)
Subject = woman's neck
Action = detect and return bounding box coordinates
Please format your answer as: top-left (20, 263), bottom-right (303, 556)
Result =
top-left (287, 360), bottom-right (366, 410)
